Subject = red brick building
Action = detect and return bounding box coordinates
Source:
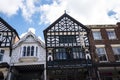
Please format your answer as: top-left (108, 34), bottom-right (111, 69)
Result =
top-left (87, 23), bottom-right (120, 80)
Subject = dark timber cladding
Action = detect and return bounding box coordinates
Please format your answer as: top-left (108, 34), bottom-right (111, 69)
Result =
top-left (44, 13), bottom-right (95, 80)
top-left (0, 17), bottom-right (19, 56)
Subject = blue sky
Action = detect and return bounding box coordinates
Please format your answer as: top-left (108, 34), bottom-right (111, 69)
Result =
top-left (0, 0), bottom-right (120, 41)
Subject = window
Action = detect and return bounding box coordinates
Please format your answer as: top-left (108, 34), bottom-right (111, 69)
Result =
top-left (22, 46), bottom-right (37, 57)
top-left (72, 47), bottom-right (85, 59)
top-left (23, 46), bottom-right (26, 56)
top-left (93, 31), bottom-right (102, 40)
top-left (96, 47), bottom-right (107, 62)
top-left (0, 50), bottom-right (4, 61)
top-left (59, 35), bottom-right (76, 43)
top-left (112, 47), bottom-right (120, 61)
top-left (27, 46), bottom-right (30, 56)
top-left (31, 46), bottom-right (34, 56)
top-left (55, 48), bottom-right (66, 60)
top-left (107, 30), bottom-right (116, 39)
top-left (0, 32), bottom-right (3, 41)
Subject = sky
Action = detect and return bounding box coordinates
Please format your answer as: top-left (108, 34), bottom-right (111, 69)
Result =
top-left (0, 0), bottom-right (120, 41)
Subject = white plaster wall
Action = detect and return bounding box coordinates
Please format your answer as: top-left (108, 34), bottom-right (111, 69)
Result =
top-left (11, 38), bottom-right (46, 65)
top-left (0, 48), bottom-right (10, 64)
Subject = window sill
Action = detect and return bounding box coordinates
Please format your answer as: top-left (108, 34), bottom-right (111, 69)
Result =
top-left (19, 56), bottom-right (38, 62)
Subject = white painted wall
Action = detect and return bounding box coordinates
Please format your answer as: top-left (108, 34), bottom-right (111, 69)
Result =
top-left (0, 48), bottom-right (10, 64)
top-left (11, 34), bottom-right (46, 66)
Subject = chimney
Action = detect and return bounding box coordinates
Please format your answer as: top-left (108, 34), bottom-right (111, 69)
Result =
top-left (117, 22), bottom-right (120, 27)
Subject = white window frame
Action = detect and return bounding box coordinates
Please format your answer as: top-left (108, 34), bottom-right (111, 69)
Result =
top-left (92, 29), bottom-right (102, 40)
top-left (111, 44), bottom-right (120, 62)
top-left (21, 45), bottom-right (38, 57)
top-left (95, 45), bottom-right (108, 62)
top-left (106, 29), bottom-right (116, 40)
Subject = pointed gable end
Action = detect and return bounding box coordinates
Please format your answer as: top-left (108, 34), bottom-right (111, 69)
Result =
top-left (44, 13), bottom-right (90, 34)
top-left (13, 31), bottom-right (45, 48)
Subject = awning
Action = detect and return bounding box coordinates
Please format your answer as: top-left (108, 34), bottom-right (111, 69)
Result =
top-left (12, 64), bottom-right (44, 72)
top-left (0, 62), bottom-right (9, 68)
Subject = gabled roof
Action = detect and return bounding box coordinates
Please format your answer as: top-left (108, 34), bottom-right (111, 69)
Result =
top-left (0, 17), bottom-right (19, 39)
top-left (44, 13), bottom-right (90, 33)
top-left (13, 31), bottom-right (45, 48)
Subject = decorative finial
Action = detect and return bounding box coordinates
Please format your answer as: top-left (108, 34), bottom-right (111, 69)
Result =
top-left (64, 10), bottom-right (66, 14)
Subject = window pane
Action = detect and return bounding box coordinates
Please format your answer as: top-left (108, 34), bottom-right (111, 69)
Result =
top-left (0, 50), bottom-right (4, 61)
top-left (31, 46), bottom-right (34, 56)
top-left (72, 47), bottom-right (84, 59)
top-left (93, 31), bottom-right (102, 40)
top-left (59, 35), bottom-right (76, 43)
top-left (55, 48), bottom-right (66, 60)
top-left (96, 47), bottom-right (107, 61)
top-left (112, 47), bottom-right (120, 61)
top-left (23, 46), bottom-right (26, 56)
top-left (107, 31), bottom-right (116, 39)
top-left (27, 46), bottom-right (30, 56)
top-left (36, 47), bottom-right (38, 56)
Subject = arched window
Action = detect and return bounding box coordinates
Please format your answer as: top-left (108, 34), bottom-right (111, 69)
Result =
top-left (31, 46), bottom-right (34, 56)
top-left (27, 46), bottom-right (30, 56)
top-left (23, 46), bottom-right (26, 56)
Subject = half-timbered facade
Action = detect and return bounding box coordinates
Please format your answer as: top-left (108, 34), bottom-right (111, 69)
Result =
top-left (44, 13), bottom-right (94, 80)
top-left (0, 17), bottom-right (19, 80)
top-left (11, 31), bottom-right (46, 80)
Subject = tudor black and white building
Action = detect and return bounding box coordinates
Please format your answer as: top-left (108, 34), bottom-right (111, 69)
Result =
top-left (11, 31), bottom-right (46, 80)
top-left (0, 17), bottom-right (19, 80)
top-left (44, 13), bottom-right (95, 80)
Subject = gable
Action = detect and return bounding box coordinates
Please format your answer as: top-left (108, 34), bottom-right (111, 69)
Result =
top-left (0, 17), bottom-right (15, 32)
top-left (24, 35), bottom-right (36, 43)
top-left (44, 13), bottom-right (89, 33)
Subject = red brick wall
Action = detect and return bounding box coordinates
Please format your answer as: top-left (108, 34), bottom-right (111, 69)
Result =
top-left (88, 23), bottom-right (120, 63)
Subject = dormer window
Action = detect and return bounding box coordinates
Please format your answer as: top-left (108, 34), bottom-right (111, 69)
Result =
top-left (22, 46), bottom-right (38, 57)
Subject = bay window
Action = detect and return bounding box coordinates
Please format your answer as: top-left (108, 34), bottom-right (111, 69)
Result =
top-left (22, 46), bottom-right (38, 57)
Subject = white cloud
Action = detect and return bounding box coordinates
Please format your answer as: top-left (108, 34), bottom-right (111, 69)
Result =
top-left (39, 0), bottom-right (66, 24)
top-left (28, 27), bottom-right (36, 34)
top-left (20, 0), bottom-right (39, 22)
top-left (0, 0), bottom-right (39, 22)
top-left (0, 0), bottom-right (22, 16)
top-left (40, 0), bottom-right (120, 25)
top-left (20, 27), bottom-right (35, 38)
top-left (0, 0), bottom-right (120, 25)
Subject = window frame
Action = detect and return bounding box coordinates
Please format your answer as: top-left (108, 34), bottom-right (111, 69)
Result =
top-left (0, 49), bottom-right (4, 61)
top-left (106, 29), bottom-right (117, 40)
top-left (95, 45), bottom-right (108, 62)
top-left (59, 35), bottom-right (77, 43)
top-left (54, 48), bottom-right (67, 60)
top-left (111, 45), bottom-right (120, 61)
top-left (22, 46), bottom-right (38, 57)
top-left (92, 29), bottom-right (102, 40)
